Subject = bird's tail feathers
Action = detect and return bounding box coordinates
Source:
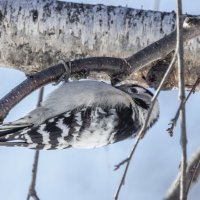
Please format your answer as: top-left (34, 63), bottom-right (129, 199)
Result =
top-left (0, 120), bottom-right (31, 131)
top-left (0, 121), bottom-right (68, 150)
top-left (0, 120), bottom-right (32, 142)
top-left (0, 116), bottom-right (33, 130)
top-left (0, 122), bottom-right (34, 148)
top-left (0, 123), bottom-right (31, 132)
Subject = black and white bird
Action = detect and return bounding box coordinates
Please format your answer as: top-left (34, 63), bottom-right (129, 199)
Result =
top-left (0, 80), bottom-right (159, 150)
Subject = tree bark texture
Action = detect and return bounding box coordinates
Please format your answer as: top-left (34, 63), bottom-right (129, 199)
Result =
top-left (0, 0), bottom-right (200, 89)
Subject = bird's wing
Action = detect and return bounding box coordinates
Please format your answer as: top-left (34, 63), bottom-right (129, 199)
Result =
top-left (0, 103), bottom-right (137, 150)
top-left (1, 81), bottom-right (134, 127)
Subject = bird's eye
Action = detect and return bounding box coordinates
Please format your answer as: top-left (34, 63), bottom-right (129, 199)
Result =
top-left (130, 88), bottom-right (138, 93)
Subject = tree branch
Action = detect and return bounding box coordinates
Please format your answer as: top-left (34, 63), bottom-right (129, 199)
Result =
top-left (1, 1), bottom-right (200, 90)
top-left (0, 0), bottom-right (190, 73)
top-left (27, 87), bottom-right (44, 200)
top-left (27, 150), bottom-right (40, 200)
top-left (167, 75), bottom-right (200, 136)
top-left (176, 1), bottom-right (187, 199)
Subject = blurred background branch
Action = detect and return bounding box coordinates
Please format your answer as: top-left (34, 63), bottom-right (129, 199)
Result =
top-left (27, 87), bottom-right (44, 200)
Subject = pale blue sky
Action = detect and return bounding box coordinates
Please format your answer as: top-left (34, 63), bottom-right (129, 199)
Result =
top-left (0, 1), bottom-right (200, 200)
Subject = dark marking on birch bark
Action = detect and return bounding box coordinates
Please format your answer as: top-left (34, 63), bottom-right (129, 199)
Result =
top-left (43, 2), bottom-right (52, 18)
top-left (0, 10), bottom-right (3, 25)
top-left (31, 10), bottom-right (38, 22)
top-left (55, 1), bottom-right (64, 13)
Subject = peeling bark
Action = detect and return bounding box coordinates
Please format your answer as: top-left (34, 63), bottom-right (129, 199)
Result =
top-left (0, 0), bottom-right (200, 90)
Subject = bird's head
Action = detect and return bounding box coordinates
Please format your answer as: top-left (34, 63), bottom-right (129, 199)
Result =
top-left (116, 84), bottom-right (159, 127)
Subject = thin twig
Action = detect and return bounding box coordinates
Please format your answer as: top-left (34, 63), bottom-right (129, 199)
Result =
top-left (26, 87), bottom-right (44, 200)
top-left (176, 1), bottom-right (187, 200)
top-left (0, 16), bottom-right (200, 123)
top-left (186, 156), bottom-right (200, 196)
top-left (167, 75), bottom-right (200, 136)
top-left (27, 150), bottom-right (40, 200)
top-left (164, 148), bottom-right (200, 200)
top-left (114, 48), bottom-right (178, 200)
top-left (36, 87), bottom-right (44, 107)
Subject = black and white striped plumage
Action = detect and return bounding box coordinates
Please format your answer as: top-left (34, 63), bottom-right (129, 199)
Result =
top-left (0, 81), bottom-right (159, 150)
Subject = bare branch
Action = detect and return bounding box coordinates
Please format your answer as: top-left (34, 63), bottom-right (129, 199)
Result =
top-left (26, 87), bottom-right (44, 200)
top-left (114, 158), bottom-right (129, 171)
top-left (186, 155), bottom-right (200, 196)
top-left (167, 76), bottom-right (200, 136)
top-left (114, 138), bottom-right (140, 200)
top-left (26, 150), bottom-right (40, 200)
top-left (176, 1), bottom-right (187, 199)
top-left (1, 0), bottom-right (200, 74)
top-left (164, 148), bottom-right (200, 200)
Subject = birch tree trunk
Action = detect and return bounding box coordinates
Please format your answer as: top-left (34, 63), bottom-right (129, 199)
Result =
top-left (0, 0), bottom-right (200, 89)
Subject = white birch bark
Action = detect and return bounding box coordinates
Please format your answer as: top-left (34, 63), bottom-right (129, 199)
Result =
top-left (0, 0), bottom-right (200, 89)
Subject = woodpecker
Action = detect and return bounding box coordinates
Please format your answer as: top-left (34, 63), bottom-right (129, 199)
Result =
top-left (0, 80), bottom-right (159, 150)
